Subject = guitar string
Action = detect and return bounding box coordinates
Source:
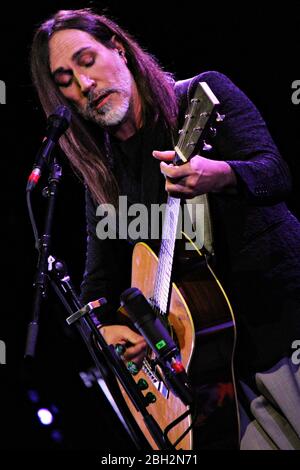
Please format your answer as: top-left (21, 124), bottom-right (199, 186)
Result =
top-left (154, 197), bottom-right (180, 313)
top-left (153, 97), bottom-right (195, 307)
top-left (154, 88), bottom-right (211, 313)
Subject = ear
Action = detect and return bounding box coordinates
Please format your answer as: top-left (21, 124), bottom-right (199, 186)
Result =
top-left (111, 35), bottom-right (126, 56)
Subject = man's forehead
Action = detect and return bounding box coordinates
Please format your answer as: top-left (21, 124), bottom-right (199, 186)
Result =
top-left (49, 29), bottom-right (102, 70)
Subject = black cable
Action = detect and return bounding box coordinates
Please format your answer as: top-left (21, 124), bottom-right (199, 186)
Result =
top-left (163, 402), bottom-right (198, 448)
top-left (26, 191), bottom-right (40, 250)
top-left (172, 404), bottom-right (198, 448)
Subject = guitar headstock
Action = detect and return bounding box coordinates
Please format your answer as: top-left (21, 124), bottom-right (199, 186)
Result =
top-left (174, 81), bottom-right (224, 164)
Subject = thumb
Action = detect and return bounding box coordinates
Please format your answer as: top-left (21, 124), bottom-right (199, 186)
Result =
top-left (124, 327), bottom-right (145, 345)
top-left (152, 150), bottom-right (175, 162)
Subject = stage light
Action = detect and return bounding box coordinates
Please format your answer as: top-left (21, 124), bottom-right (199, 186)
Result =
top-left (37, 408), bottom-right (53, 426)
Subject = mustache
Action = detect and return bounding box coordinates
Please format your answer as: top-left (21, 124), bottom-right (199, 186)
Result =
top-left (87, 88), bottom-right (116, 110)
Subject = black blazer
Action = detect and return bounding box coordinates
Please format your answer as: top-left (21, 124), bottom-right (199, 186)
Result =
top-left (81, 71), bottom-right (300, 375)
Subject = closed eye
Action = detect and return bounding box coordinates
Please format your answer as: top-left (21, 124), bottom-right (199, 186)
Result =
top-left (57, 79), bottom-right (73, 88)
top-left (52, 48), bottom-right (96, 87)
top-left (53, 71), bottom-right (73, 88)
top-left (79, 56), bottom-right (95, 68)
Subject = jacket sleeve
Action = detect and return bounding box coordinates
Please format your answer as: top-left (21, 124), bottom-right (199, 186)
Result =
top-left (80, 190), bottom-right (121, 322)
top-left (200, 71), bottom-right (292, 205)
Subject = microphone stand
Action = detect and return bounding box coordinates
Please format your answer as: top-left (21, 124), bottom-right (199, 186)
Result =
top-left (25, 157), bottom-right (62, 358)
top-left (48, 257), bottom-right (174, 451)
top-left (25, 156), bottom-right (175, 451)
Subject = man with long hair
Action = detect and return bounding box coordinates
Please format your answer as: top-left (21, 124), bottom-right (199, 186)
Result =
top-left (30, 9), bottom-right (300, 450)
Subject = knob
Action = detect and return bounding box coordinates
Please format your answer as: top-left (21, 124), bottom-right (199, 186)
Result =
top-left (115, 343), bottom-right (126, 356)
top-left (145, 392), bottom-right (157, 404)
top-left (137, 378), bottom-right (149, 390)
top-left (127, 361), bottom-right (139, 376)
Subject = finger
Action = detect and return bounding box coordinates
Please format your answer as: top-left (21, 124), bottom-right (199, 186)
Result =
top-left (152, 150), bottom-right (175, 162)
top-left (165, 180), bottom-right (195, 198)
top-left (160, 161), bottom-right (191, 180)
top-left (124, 328), bottom-right (145, 346)
top-left (123, 341), bottom-right (147, 362)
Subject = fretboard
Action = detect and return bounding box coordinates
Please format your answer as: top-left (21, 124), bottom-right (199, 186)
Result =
top-left (150, 81), bottom-right (220, 317)
top-left (152, 196), bottom-right (181, 315)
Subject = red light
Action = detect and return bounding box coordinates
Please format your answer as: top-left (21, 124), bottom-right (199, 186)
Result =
top-left (28, 168), bottom-right (41, 184)
top-left (171, 361), bottom-right (184, 373)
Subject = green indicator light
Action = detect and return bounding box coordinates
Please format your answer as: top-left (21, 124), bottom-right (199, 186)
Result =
top-left (156, 340), bottom-right (166, 350)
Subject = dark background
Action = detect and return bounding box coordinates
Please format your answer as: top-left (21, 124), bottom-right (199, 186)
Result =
top-left (0, 0), bottom-right (300, 452)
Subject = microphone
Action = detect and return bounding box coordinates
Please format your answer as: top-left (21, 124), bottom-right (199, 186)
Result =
top-left (26, 105), bottom-right (71, 191)
top-left (120, 287), bottom-right (194, 406)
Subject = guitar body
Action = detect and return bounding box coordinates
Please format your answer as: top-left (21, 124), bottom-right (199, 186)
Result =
top-left (118, 238), bottom-right (240, 450)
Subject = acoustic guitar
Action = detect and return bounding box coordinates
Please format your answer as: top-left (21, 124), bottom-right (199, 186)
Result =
top-left (118, 82), bottom-right (240, 450)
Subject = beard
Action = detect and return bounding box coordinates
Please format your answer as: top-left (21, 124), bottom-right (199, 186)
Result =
top-left (76, 66), bottom-right (132, 128)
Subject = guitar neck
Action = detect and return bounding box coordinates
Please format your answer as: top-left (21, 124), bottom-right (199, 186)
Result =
top-left (152, 81), bottom-right (220, 316)
top-left (153, 196), bottom-right (181, 315)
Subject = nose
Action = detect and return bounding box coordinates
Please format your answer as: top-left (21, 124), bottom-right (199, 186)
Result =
top-left (76, 73), bottom-right (96, 96)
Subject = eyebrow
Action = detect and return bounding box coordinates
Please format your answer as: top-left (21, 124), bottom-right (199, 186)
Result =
top-left (51, 46), bottom-right (93, 80)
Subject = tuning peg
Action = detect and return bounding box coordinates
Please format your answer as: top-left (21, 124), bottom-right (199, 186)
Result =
top-left (202, 141), bottom-right (212, 152)
top-left (216, 112), bottom-right (225, 122)
top-left (209, 127), bottom-right (217, 138)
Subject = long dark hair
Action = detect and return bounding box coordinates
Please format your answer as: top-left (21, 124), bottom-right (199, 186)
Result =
top-left (30, 8), bottom-right (178, 205)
